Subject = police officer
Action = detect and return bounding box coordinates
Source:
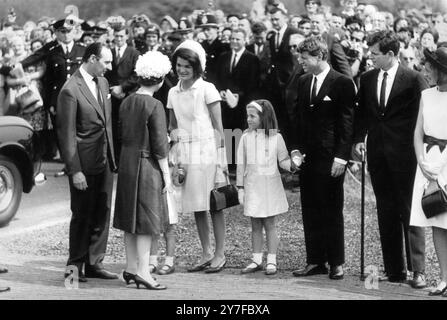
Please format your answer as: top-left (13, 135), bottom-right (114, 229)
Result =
top-left (196, 13), bottom-right (230, 84)
top-left (19, 18), bottom-right (86, 165)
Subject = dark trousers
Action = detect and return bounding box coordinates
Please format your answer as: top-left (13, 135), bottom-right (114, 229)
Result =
top-left (300, 167), bottom-right (345, 266)
top-left (67, 164), bottom-right (113, 271)
top-left (369, 162), bottom-right (425, 275)
top-left (111, 96), bottom-right (123, 162)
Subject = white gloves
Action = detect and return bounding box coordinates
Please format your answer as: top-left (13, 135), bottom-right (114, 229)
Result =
top-left (238, 189), bottom-right (244, 205)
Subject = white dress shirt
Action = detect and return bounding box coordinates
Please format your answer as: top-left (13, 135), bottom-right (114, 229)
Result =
top-left (377, 62), bottom-right (399, 108)
top-left (276, 24), bottom-right (287, 48)
top-left (116, 43), bottom-right (127, 60)
top-left (310, 64), bottom-right (331, 98)
top-left (230, 48), bottom-right (245, 71)
top-left (311, 64), bottom-right (347, 166)
top-left (80, 65), bottom-right (99, 101)
top-left (254, 43), bottom-right (263, 56)
top-left (59, 41), bottom-right (74, 54)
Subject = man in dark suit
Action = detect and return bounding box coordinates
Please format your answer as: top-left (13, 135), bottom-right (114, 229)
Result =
top-left (266, 6), bottom-right (299, 145)
top-left (57, 43), bottom-right (118, 282)
top-left (104, 25), bottom-right (140, 160)
top-left (354, 30), bottom-right (428, 288)
top-left (310, 13), bottom-right (352, 78)
top-left (292, 36), bottom-right (355, 280)
top-left (285, 33), bottom-right (306, 150)
top-left (246, 22), bottom-right (271, 93)
top-left (20, 18), bottom-right (86, 163)
top-left (216, 28), bottom-right (260, 171)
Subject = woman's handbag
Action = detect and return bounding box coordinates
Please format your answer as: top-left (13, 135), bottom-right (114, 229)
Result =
top-left (15, 84), bottom-right (43, 114)
top-left (421, 180), bottom-right (447, 219)
top-left (210, 173), bottom-right (239, 212)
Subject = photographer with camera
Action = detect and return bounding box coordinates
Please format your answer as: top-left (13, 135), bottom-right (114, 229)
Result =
top-left (341, 27), bottom-right (367, 86)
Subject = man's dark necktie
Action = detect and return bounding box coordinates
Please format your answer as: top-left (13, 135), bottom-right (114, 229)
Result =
top-left (231, 53), bottom-right (237, 73)
top-left (275, 32), bottom-right (280, 50)
top-left (310, 76), bottom-right (317, 106)
top-left (116, 48), bottom-right (121, 62)
top-left (379, 71), bottom-right (388, 113)
top-left (92, 77), bottom-right (105, 113)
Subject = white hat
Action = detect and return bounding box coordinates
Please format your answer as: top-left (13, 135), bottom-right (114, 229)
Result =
top-left (174, 39), bottom-right (207, 71)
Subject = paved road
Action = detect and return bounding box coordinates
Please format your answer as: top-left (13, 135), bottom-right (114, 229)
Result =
top-left (0, 162), bottom-right (442, 301)
top-left (0, 249), bottom-right (442, 301)
top-left (0, 162), bottom-right (70, 237)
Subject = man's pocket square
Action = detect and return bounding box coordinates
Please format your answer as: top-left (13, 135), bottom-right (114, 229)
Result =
top-left (107, 94), bottom-right (111, 99)
top-left (323, 96), bottom-right (332, 101)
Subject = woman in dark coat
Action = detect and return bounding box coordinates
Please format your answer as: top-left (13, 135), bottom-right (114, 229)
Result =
top-left (113, 51), bottom-right (173, 290)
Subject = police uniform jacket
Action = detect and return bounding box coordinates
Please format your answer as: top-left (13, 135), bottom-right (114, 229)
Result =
top-left (21, 40), bottom-right (86, 111)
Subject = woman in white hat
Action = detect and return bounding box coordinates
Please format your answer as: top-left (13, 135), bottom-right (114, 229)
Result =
top-left (113, 51), bottom-right (173, 290)
top-left (167, 40), bottom-right (228, 273)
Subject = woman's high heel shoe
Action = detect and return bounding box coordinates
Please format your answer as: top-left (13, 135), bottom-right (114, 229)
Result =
top-left (122, 271), bottom-right (136, 285)
top-left (134, 274), bottom-right (167, 290)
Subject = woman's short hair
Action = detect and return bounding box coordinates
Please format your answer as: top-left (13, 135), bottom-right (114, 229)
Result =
top-left (138, 76), bottom-right (164, 87)
top-left (421, 27), bottom-right (439, 44)
top-left (172, 47), bottom-right (203, 80)
top-left (30, 38), bottom-right (44, 49)
top-left (247, 99), bottom-right (278, 136)
top-left (297, 35), bottom-right (328, 60)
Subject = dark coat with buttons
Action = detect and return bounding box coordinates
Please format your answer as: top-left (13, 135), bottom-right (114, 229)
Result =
top-left (21, 40), bottom-right (86, 112)
top-left (201, 38), bottom-right (230, 84)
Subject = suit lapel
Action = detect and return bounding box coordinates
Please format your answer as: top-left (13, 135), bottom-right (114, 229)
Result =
top-left (314, 69), bottom-right (337, 104)
top-left (117, 46), bottom-right (129, 66)
top-left (370, 69), bottom-right (380, 108)
top-left (75, 71), bottom-right (106, 124)
top-left (385, 64), bottom-right (405, 111)
top-left (302, 74), bottom-right (312, 108)
top-left (233, 51), bottom-right (248, 73)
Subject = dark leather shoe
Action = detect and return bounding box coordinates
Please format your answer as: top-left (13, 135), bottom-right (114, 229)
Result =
top-left (411, 271), bottom-right (427, 289)
top-left (428, 282), bottom-right (447, 296)
top-left (378, 273), bottom-right (406, 283)
top-left (64, 271), bottom-right (87, 283)
top-left (187, 259), bottom-right (212, 272)
top-left (0, 266), bottom-right (8, 274)
top-left (0, 286), bottom-right (10, 293)
top-left (85, 266), bottom-right (118, 280)
top-left (204, 259), bottom-right (226, 273)
top-left (329, 265), bottom-right (344, 280)
top-left (292, 264), bottom-right (328, 277)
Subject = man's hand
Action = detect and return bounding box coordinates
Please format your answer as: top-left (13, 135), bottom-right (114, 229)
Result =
top-left (419, 156), bottom-right (441, 181)
top-left (331, 161), bottom-right (346, 178)
top-left (72, 171), bottom-right (88, 190)
top-left (355, 142), bottom-right (365, 157)
top-left (49, 106), bottom-right (56, 116)
top-left (220, 90), bottom-right (227, 101)
top-left (111, 85), bottom-right (125, 99)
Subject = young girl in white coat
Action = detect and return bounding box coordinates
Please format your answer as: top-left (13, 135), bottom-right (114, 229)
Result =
top-left (236, 99), bottom-right (303, 275)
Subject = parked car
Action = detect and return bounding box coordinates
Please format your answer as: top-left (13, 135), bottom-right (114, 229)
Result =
top-left (0, 116), bottom-right (45, 227)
